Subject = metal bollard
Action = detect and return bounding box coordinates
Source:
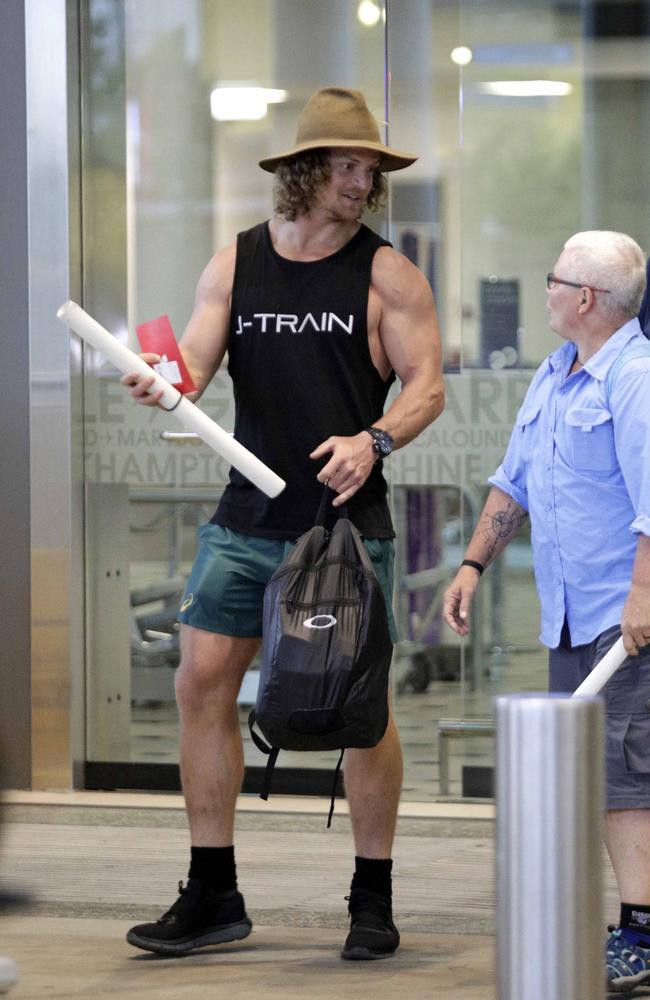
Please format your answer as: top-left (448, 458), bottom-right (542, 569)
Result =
top-left (496, 693), bottom-right (604, 1000)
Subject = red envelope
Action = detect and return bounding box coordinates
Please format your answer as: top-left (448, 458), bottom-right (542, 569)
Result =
top-left (136, 315), bottom-right (197, 394)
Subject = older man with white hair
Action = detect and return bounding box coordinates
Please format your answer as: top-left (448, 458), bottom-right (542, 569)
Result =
top-left (444, 230), bottom-right (650, 994)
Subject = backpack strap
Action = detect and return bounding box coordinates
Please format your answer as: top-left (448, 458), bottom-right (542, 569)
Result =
top-left (259, 748), bottom-right (280, 801)
top-left (314, 484), bottom-right (349, 527)
top-left (249, 712), bottom-right (345, 825)
top-left (248, 710), bottom-right (280, 801)
top-left (314, 485), bottom-right (332, 526)
top-left (314, 484), bottom-right (337, 526)
top-left (605, 339), bottom-right (650, 402)
top-left (327, 748), bottom-right (345, 828)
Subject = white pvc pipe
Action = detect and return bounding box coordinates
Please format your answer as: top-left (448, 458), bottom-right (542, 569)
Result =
top-left (57, 300), bottom-right (285, 498)
top-left (572, 635), bottom-right (627, 697)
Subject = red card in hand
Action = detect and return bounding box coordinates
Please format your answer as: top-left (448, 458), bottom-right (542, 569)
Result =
top-left (136, 315), bottom-right (197, 394)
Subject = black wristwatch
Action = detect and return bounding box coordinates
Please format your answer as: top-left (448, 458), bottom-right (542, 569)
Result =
top-left (365, 426), bottom-right (394, 459)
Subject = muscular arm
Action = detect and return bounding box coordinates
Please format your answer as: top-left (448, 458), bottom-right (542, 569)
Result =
top-left (121, 243), bottom-right (235, 406)
top-left (442, 487), bottom-right (528, 636)
top-left (177, 244), bottom-right (235, 400)
top-left (366, 246), bottom-right (445, 446)
top-left (311, 247), bottom-right (444, 505)
top-left (621, 533), bottom-right (650, 656)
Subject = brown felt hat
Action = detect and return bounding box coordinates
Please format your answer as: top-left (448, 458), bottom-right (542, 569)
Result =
top-left (259, 87), bottom-right (418, 173)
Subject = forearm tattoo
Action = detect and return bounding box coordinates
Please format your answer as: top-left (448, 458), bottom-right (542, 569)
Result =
top-left (479, 500), bottom-right (528, 561)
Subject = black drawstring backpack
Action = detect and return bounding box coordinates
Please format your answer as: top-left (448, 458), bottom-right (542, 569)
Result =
top-left (248, 487), bottom-right (393, 825)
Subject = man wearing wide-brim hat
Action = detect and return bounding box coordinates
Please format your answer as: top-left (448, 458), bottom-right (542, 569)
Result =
top-left (123, 86), bottom-right (444, 963)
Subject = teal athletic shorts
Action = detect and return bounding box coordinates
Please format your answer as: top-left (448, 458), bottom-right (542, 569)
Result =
top-left (178, 523), bottom-right (398, 643)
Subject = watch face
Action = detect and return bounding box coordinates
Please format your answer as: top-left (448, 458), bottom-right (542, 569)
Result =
top-left (370, 428), bottom-right (393, 457)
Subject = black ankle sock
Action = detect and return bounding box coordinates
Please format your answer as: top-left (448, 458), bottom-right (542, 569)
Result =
top-left (620, 903), bottom-right (650, 939)
top-left (188, 845), bottom-right (237, 893)
top-left (351, 856), bottom-right (393, 899)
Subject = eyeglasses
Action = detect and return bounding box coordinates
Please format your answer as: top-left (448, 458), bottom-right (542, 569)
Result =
top-left (546, 273), bottom-right (610, 293)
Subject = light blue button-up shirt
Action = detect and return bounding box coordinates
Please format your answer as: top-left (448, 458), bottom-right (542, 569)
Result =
top-left (489, 318), bottom-right (650, 648)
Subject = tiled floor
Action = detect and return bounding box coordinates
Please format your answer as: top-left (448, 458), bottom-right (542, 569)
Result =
top-left (0, 791), bottom-right (631, 1000)
top-left (1, 917), bottom-right (496, 1000)
top-left (1, 794), bottom-right (498, 999)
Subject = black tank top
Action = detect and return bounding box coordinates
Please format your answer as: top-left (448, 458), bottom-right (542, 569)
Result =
top-left (212, 221), bottom-right (396, 539)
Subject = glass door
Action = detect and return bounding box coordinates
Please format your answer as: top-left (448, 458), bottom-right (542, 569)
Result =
top-left (80, 0), bottom-right (388, 794)
top-left (80, 0), bottom-right (650, 800)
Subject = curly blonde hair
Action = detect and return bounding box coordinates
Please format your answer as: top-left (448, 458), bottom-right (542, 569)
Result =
top-left (273, 150), bottom-right (387, 221)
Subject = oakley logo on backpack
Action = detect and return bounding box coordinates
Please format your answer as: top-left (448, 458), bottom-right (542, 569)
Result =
top-left (303, 614), bottom-right (337, 630)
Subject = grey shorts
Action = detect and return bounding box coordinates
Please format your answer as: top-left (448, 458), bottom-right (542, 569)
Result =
top-left (549, 622), bottom-right (650, 811)
top-left (178, 523), bottom-right (398, 643)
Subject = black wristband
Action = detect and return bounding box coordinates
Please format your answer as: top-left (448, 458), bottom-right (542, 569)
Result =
top-left (461, 559), bottom-right (484, 576)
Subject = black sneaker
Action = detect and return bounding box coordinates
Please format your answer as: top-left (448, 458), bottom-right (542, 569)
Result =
top-left (341, 887), bottom-right (400, 960)
top-left (126, 879), bottom-right (252, 956)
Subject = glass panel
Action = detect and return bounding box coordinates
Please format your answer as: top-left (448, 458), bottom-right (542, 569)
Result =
top-left (390, 0), bottom-right (650, 799)
top-left (81, 0), bottom-right (387, 776)
top-left (80, 0), bottom-right (650, 799)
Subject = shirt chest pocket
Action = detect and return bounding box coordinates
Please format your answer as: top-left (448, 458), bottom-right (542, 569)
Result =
top-left (565, 406), bottom-right (616, 473)
top-left (515, 404), bottom-right (541, 461)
